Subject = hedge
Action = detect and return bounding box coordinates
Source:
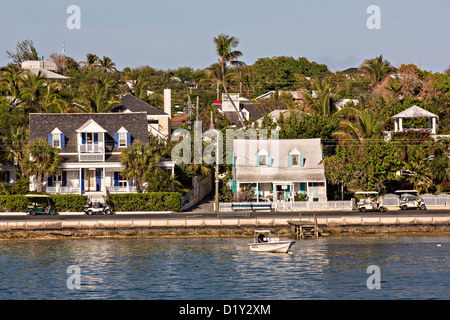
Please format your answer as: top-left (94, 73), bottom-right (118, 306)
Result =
top-left (106, 192), bottom-right (181, 212)
top-left (0, 195), bottom-right (88, 212)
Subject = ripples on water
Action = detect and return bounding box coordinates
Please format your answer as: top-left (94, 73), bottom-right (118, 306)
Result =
top-left (0, 236), bottom-right (448, 300)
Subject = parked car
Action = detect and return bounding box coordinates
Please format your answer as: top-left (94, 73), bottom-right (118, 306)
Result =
top-left (25, 194), bottom-right (56, 216)
top-left (395, 190), bottom-right (427, 210)
top-left (354, 191), bottom-right (387, 212)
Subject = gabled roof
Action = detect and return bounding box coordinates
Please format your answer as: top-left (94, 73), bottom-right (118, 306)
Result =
top-left (392, 105), bottom-right (438, 119)
top-left (113, 94), bottom-right (167, 116)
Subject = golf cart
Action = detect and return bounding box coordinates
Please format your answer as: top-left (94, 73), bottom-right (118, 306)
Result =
top-left (395, 190), bottom-right (426, 210)
top-left (84, 201), bottom-right (112, 215)
top-left (354, 191), bottom-right (387, 212)
top-left (25, 194), bottom-right (56, 216)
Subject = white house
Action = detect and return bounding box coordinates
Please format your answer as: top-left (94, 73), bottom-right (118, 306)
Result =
top-left (232, 138), bottom-right (327, 202)
top-left (28, 112), bottom-right (175, 201)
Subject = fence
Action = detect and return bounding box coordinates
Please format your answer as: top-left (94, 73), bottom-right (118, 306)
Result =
top-left (381, 193), bottom-right (450, 207)
top-left (218, 200), bottom-right (353, 212)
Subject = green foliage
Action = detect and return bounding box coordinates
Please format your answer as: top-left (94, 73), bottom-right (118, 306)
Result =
top-left (106, 192), bottom-right (182, 212)
top-left (0, 194), bottom-right (87, 212)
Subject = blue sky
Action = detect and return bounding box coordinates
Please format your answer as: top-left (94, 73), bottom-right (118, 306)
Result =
top-left (1, 0), bottom-right (449, 72)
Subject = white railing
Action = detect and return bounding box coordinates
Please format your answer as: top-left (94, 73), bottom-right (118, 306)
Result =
top-left (381, 194), bottom-right (450, 207)
top-left (79, 153), bottom-right (104, 161)
top-left (79, 144), bottom-right (104, 153)
top-left (218, 200), bottom-right (353, 212)
top-left (45, 186), bottom-right (79, 194)
top-left (106, 186), bottom-right (137, 193)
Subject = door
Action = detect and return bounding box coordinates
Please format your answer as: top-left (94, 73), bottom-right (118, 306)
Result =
top-left (85, 169), bottom-right (95, 191)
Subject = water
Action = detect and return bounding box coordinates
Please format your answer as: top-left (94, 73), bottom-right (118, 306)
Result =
top-left (0, 236), bottom-right (448, 300)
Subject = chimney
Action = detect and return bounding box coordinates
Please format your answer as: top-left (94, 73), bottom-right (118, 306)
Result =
top-left (164, 89), bottom-right (171, 118)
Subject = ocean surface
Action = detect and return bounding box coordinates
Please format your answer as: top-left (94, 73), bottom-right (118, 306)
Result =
top-left (0, 235), bottom-right (448, 300)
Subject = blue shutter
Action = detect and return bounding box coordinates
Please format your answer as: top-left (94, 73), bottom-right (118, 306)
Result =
top-left (114, 172), bottom-right (119, 187)
top-left (299, 154), bottom-right (304, 167)
top-left (48, 134), bottom-right (53, 146)
top-left (81, 133), bottom-right (86, 144)
top-left (62, 171), bottom-right (67, 187)
top-left (114, 133), bottom-right (119, 148)
top-left (232, 155), bottom-right (235, 167)
top-left (81, 169), bottom-right (84, 192)
top-left (94, 133), bottom-right (98, 144)
top-left (95, 168), bottom-right (101, 191)
top-left (60, 133), bottom-right (65, 148)
top-left (255, 155), bottom-right (259, 167)
top-left (126, 132), bottom-right (131, 147)
top-left (232, 180), bottom-right (236, 193)
top-left (267, 155), bottom-right (272, 167)
top-left (287, 154), bottom-right (292, 167)
top-left (48, 175), bottom-right (53, 187)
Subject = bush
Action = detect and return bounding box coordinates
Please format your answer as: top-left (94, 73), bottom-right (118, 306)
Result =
top-left (106, 192), bottom-right (181, 212)
top-left (0, 194), bottom-right (88, 212)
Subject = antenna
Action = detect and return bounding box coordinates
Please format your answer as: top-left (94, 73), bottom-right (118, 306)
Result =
top-left (62, 40), bottom-right (66, 55)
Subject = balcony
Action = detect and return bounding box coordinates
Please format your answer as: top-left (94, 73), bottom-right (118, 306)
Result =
top-left (78, 143), bottom-right (104, 162)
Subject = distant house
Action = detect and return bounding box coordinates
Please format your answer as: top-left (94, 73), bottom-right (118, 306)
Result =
top-left (232, 138), bottom-right (327, 202)
top-left (113, 92), bottom-right (172, 139)
top-left (214, 93), bottom-right (271, 125)
top-left (28, 113), bottom-right (175, 201)
top-left (21, 60), bottom-right (69, 79)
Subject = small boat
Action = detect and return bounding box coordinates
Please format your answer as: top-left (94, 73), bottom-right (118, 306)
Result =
top-left (248, 230), bottom-right (295, 253)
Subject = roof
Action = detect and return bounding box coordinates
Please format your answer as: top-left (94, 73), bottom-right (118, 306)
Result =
top-left (392, 105), bottom-right (438, 119)
top-left (241, 103), bottom-right (270, 121)
top-left (26, 68), bottom-right (69, 79)
top-left (171, 113), bottom-right (189, 128)
top-left (29, 113), bottom-right (150, 163)
top-left (112, 94), bottom-right (168, 116)
top-left (233, 138), bottom-right (326, 182)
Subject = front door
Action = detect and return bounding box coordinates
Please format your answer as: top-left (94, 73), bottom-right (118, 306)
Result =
top-left (85, 169), bottom-right (95, 191)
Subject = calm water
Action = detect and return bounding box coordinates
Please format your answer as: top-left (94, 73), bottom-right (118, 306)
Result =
top-left (0, 236), bottom-right (448, 300)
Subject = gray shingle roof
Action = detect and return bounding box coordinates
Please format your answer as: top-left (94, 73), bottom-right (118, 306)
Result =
top-left (113, 94), bottom-right (167, 116)
top-left (233, 138), bottom-right (326, 182)
top-left (29, 112), bottom-right (149, 162)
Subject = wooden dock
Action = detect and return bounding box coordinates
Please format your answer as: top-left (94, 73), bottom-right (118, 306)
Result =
top-left (288, 211), bottom-right (319, 239)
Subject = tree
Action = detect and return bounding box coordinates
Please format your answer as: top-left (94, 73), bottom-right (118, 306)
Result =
top-left (332, 107), bottom-right (387, 144)
top-left (73, 77), bottom-right (119, 112)
top-left (213, 33), bottom-right (246, 127)
top-left (96, 56), bottom-right (117, 73)
top-left (120, 141), bottom-right (160, 193)
top-left (0, 64), bottom-right (23, 106)
top-left (1, 126), bottom-right (29, 175)
top-left (6, 40), bottom-right (39, 64)
top-left (359, 55), bottom-right (396, 85)
top-left (20, 70), bottom-right (47, 112)
top-left (80, 53), bottom-right (99, 73)
top-left (23, 139), bottom-right (63, 193)
top-left (301, 79), bottom-right (345, 117)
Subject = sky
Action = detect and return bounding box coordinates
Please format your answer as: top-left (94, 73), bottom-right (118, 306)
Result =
top-left (1, 0), bottom-right (450, 72)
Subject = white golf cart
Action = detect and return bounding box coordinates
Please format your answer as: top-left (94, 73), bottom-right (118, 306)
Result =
top-left (395, 190), bottom-right (427, 210)
top-left (354, 191), bottom-right (387, 212)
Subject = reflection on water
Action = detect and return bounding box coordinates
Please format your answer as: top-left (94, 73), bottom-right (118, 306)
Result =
top-left (0, 236), bottom-right (448, 299)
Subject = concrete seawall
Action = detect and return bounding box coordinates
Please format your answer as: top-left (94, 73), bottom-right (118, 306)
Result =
top-left (0, 215), bottom-right (449, 239)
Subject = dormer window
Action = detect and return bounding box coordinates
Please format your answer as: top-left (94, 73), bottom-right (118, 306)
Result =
top-left (256, 149), bottom-right (271, 167)
top-left (115, 127), bottom-right (131, 148)
top-left (48, 128), bottom-right (65, 148)
top-left (288, 148), bottom-right (304, 167)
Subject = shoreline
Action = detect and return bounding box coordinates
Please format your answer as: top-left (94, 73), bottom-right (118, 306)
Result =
top-left (0, 214), bottom-right (448, 240)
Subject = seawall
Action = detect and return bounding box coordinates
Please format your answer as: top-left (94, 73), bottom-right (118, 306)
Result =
top-left (0, 215), bottom-right (449, 239)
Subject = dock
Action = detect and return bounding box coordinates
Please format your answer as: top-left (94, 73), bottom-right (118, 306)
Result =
top-left (288, 211), bottom-right (319, 239)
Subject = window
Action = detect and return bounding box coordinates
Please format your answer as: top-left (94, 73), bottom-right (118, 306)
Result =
top-left (53, 133), bottom-right (61, 148)
top-left (118, 173), bottom-right (128, 187)
top-left (292, 155), bottom-right (299, 166)
top-left (259, 155), bottom-right (267, 166)
top-left (119, 132), bottom-right (127, 147)
top-left (53, 174), bottom-right (62, 185)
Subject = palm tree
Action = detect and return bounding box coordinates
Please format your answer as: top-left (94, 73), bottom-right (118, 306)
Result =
top-left (301, 79), bottom-right (345, 117)
top-left (359, 55), bottom-right (396, 85)
top-left (206, 62), bottom-right (232, 101)
top-left (96, 56), bottom-right (117, 73)
top-left (73, 77), bottom-right (119, 113)
top-left (213, 33), bottom-right (246, 126)
top-left (23, 139), bottom-right (63, 193)
top-left (120, 141), bottom-right (160, 193)
top-left (1, 126), bottom-right (29, 175)
top-left (0, 65), bottom-right (23, 106)
top-left (124, 69), bottom-right (150, 99)
top-left (401, 146), bottom-right (433, 193)
top-left (80, 53), bottom-right (99, 73)
top-left (145, 169), bottom-right (185, 193)
top-left (332, 107), bottom-right (387, 144)
top-left (20, 70), bottom-right (47, 112)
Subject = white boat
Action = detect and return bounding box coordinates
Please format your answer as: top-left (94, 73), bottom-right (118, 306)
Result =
top-left (248, 230), bottom-right (295, 253)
